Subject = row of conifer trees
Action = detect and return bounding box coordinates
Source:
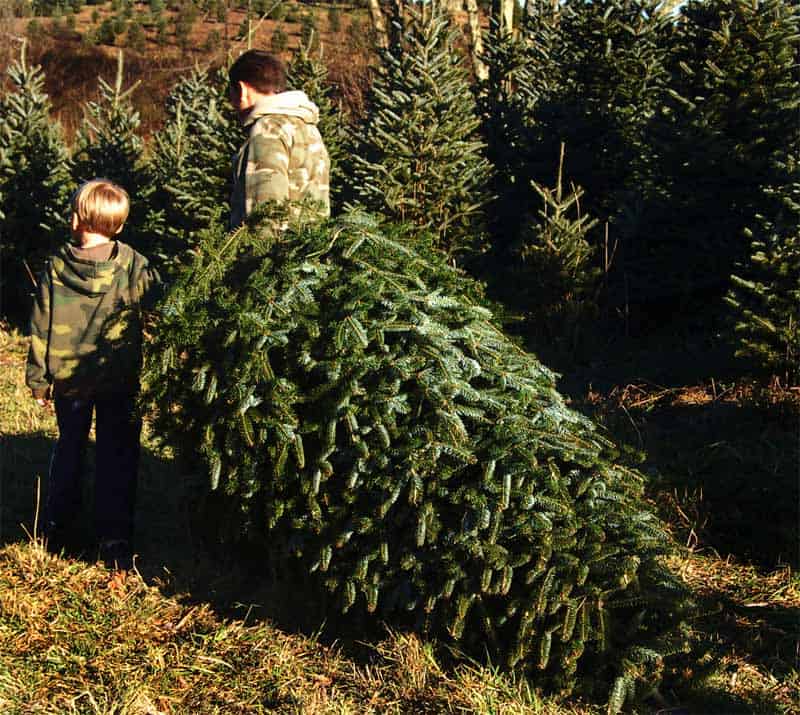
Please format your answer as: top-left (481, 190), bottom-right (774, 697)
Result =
top-left (1, 0), bottom-right (798, 382)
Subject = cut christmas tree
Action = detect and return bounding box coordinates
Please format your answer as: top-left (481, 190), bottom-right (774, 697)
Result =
top-left (144, 209), bottom-right (689, 709)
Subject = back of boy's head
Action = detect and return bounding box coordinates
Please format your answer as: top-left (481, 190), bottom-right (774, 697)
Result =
top-left (71, 179), bottom-right (130, 238)
top-left (229, 50), bottom-right (286, 95)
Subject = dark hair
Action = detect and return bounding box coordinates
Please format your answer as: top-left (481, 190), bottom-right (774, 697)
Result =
top-left (229, 50), bottom-right (287, 95)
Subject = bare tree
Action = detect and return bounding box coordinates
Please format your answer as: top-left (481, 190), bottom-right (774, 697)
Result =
top-left (367, 0), bottom-right (389, 49)
top-left (464, 0), bottom-right (488, 81)
top-left (500, 0), bottom-right (515, 36)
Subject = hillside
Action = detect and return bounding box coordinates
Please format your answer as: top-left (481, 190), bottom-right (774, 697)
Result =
top-left (0, 0), bottom-right (371, 134)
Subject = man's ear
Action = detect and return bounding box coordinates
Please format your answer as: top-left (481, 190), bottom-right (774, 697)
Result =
top-left (114, 224), bottom-right (125, 235)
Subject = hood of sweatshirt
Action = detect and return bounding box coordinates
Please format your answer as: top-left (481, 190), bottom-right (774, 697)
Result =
top-left (52, 242), bottom-right (133, 297)
top-left (242, 90), bottom-right (320, 128)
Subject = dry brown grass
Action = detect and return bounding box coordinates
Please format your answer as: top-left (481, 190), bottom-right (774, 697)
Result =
top-left (579, 375), bottom-right (800, 713)
top-left (0, 538), bottom-right (353, 713)
top-left (665, 550), bottom-right (800, 713)
top-left (0, 537), bottom-right (600, 713)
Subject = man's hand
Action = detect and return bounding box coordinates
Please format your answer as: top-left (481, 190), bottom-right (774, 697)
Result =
top-left (35, 397), bottom-right (51, 408)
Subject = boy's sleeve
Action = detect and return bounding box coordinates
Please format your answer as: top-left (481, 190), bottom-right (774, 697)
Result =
top-left (134, 261), bottom-right (164, 312)
top-left (246, 118), bottom-right (291, 211)
top-left (26, 268), bottom-right (52, 398)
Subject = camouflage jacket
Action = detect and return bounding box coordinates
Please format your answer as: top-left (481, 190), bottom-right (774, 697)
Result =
top-left (230, 90), bottom-right (330, 228)
top-left (26, 241), bottom-right (161, 398)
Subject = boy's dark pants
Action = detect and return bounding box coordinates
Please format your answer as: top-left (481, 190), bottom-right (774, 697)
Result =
top-left (46, 392), bottom-right (141, 545)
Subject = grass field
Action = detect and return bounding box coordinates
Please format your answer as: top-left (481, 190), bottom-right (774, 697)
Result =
top-left (1, 325), bottom-right (798, 713)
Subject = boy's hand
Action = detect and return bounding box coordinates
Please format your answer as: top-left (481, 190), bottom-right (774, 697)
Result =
top-left (32, 386), bottom-right (52, 408)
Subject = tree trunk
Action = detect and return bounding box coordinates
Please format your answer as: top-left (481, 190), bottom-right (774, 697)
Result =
top-left (501, 0), bottom-right (515, 36)
top-left (367, 0), bottom-right (390, 49)
top-left (464, 0), bottom-right (488, 81)
top-left (523, 0), bottom-right (535, 24)
top-left (492, 0), bottom-right (515, 36)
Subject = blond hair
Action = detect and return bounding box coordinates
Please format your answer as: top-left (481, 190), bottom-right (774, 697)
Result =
top-left (71, 179), bottom-right (130, 237)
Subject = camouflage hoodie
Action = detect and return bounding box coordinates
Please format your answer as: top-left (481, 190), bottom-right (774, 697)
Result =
top-left (230, 90), bottom-right (330, 228)
top-left (26, 241), bottom-right (161, 398)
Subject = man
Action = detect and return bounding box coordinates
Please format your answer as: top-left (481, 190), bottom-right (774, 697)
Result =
top-left (228, 50), bottom-right (330, 228)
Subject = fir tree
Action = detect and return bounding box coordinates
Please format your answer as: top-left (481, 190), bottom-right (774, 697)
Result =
top-left (533, 0), bottom-right (674, 223)
top-left (480, 0), bottom-right (676, 307)
top-left (660, 0), bottom-right (800, 298)
top-left (97, 18), bottom-right (116, 45)
top-left (328, 5), bottom-right (341, 33)
top-left (725, 159), bottom-right (800, 384)
top-left (72, 51), bottom-right (155, 252)
top-left (270, 25), bottom-right (288, 53)
top-left (127, 19), bottom-right (146, 52)
top-left (478, 4), bottom-right (563, 261)
top-left (146, 67), bottom-right (240, 269)
top-left (0, 44), bottom-right (73, 322)
top-left (299, 13), bottom-right (317, 51)
top-left (348, 4), bottom-right (492, 260)
top-left (143, 208), bottom-right (690, 709)
top-left (174, 1), bottom-right (198, 49)
top-left (518, 145), bottom-right (601, 310)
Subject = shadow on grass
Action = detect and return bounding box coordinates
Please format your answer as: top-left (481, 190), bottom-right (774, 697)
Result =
top-left (581, 394), bottom-right (799, 571)
top-left (670, 588), bottom-right (800, 715)
top-left (677, 686), bottom-right (791, 715)
top-left (573, 393), bottom-right (800, 712)
top-left (0, 430), bottom-right (369, 647)
top-left (1, 431), bottom-right (54, 545)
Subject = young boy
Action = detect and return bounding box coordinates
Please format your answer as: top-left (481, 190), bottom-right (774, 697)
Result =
top-left (26, 179), bottom-right (160, 571)
top-left (228, 49), bottom-right (331, 227)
